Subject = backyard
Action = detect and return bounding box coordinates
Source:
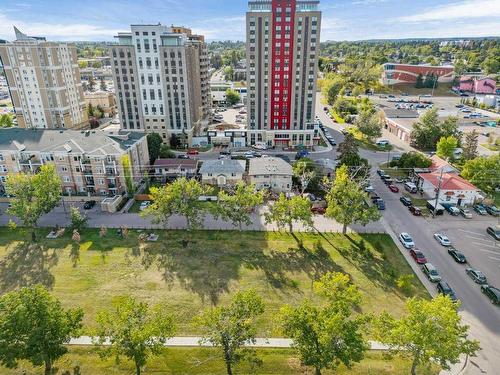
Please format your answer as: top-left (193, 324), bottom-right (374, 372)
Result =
top-left (0, 228), bottom-right (428, 335)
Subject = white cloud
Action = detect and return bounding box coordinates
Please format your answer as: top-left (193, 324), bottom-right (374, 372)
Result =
top-left (0, 12), bottom-right (120, 41)
top-left (396, 0), bottom-right (500, 23)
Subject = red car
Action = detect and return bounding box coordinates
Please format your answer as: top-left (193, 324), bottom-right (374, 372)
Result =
top-left (409, 205), bottom-right (422, 216)
top-left (311, 207), bottom-right (326, 215)
top-left (388, 184), bottom-right (399, 193)
top-left (187, 149), bottom-right (199, 155)
top-left (410, 249), bottom-right (427, 264)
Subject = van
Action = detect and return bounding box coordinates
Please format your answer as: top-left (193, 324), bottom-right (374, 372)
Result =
top-left (404, 182), bottom-right (418, 193)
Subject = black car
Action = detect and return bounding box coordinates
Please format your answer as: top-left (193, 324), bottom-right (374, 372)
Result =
top-left (485, 205), bottom-right (500, 217)
top-left (437, 281), bottom-right (458, 302)
top-left (83, 200), bottom-right (96, 210)
top-left (400, 196), bottom-right (412, 206)
top-left (481, 285), bottom-right (500, 305)
top-left (465, 268), bottom-right (487, 284)
top-left (448, 248), bottom-right (467, 264)
top-left (376, 169), bottom-right (385, 177)
top-left (486, 227), bottom-right (500, 241)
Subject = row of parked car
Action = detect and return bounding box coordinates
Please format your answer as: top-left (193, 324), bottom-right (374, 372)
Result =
top-left (317, 120), bottom-right (337, 147)
top-left (398, 232), bottom-right (500, 305)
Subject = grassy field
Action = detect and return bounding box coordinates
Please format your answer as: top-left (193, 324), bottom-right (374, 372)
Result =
top-left (0, 228), bottom-right (428, 335)
top-left (481, 143), bottom-right (499, 152)
top-left (2, 347), bottom-right (439, 375)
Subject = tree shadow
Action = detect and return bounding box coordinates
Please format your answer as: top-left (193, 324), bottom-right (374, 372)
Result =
top-left (69, 243), bottom-right (80, 268)
top-left (0, 241), bottom-right (59, 293)
top-left (137, 233), bottom-right (343, 306)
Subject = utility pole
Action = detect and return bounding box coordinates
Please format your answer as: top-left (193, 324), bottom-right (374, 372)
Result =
top-left (432, 167), bottom-right (444, 218)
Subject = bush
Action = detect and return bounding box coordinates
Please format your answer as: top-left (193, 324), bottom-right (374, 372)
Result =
top-left (392, 152), bottom-right (432, 169)
top-left (396, 274), bottom-right (415, 295)
top-left (70, 207), bottom-right (88, 232)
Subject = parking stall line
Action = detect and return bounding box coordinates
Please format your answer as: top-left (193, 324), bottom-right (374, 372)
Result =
top-left (488, 256), bottom-right (500, 262)
top-left (472, 242), bottom-right (499, 249)
top-left (458, 229), bottom-right (484, 236)
top-left (476, 248), bottom-right (500, 256)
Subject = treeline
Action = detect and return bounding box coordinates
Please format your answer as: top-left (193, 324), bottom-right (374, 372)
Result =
top-left (320, 38), bottom-right (500, 75)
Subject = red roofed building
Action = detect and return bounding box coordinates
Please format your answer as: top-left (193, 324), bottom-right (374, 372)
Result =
top-left (418, 171), bottom-right (482, 206)
top-left (381, 63), bottom-right (454, 85)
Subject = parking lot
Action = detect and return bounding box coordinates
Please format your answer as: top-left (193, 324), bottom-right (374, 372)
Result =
top-left (211, 107), bottom-right (247, 129)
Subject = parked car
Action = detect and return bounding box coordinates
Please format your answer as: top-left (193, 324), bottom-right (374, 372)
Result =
top-left (485, 205), bottom-right (500, 217)
top-left (486, 226), bottom-right (500, 241)
top-left (83, 200), bottom-right (96, 210)
top-left (400, 196), bottom-right (412, 206)
top-left (448, 247), bottom-right (467, 264)
top-left (376, 139), bottom-right (390, 147)
top-left (187, 149), bottom-right (199, 156)
top-left (437, 282), bottom-right (458, 302)
top-left (410, 249), bottom-right (427, 264)
top-left (311, 207), bottom-right (326, 215)
top-left (409, 205), bottom-right (422, 216)
top-left (422, 263), bottom-right (442, 282)
top-left (376, 169), bottom-right (385, 177)
top-left (459, 208), bottom-right (473, 219)
top-left (177, 154), bottom-right (190, 159)
top-left (434, 233), bottom-right (451, 246)
top-left (481, 285), bottom-right (500, 305)
top-left (388, 184), bottom-right (399, 193)
top-left (466, 268), bottom-right (487, 284)
top-left (295, 150), bottom-right (309, 159)
top-left (399, 232), bottom-right (415, 249)
top-left (364, 185), bottom-right (375, 193)
top-left (474, 204), bottom-right (487, 215)
top-left (404, 182), bottom-right (418, 193)
top-left (139, 201), bottom-right (151, 211)
top-left (375, 200), bottom-right (386, 210)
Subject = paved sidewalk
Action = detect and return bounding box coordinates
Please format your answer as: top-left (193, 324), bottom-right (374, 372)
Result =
top-left (69, 336), bottom-right (388, 350)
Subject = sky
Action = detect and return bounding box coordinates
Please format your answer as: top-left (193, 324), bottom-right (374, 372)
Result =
top-left (0, 0), bottom-right (499, 42)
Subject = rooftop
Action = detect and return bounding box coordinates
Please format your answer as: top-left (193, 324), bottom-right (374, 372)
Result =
top-left (248, 157), bottom-right (293, 176)
top-left (199, 159), bottom-right (246, 175)
top-left (154, 158), bottom-right (198, 169)
top-left (419, 172), bottom-right (479, 192)
top-left (0, 128), bottom-right (145, 155)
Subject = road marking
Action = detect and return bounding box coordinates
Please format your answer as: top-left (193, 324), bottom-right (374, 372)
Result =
top-left (458, 229), bottom-right (483, 236)
top-left (476, 248), bottom-right (500, 256)
top-left (472, 242), bottom-right (499, 249)
top-left (488, 256), bottom-right (500, 262)
top-left (465, 234), bottom-right (489, 241)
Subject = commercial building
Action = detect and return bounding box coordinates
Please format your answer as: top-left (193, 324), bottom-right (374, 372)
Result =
top-left (381, 63), bottom-right (454, 85)
top-left (0, 128), bottom-right (148, 197)
top-left (248, 156), bottom-right (292, 192)
top-left (110, 24), bottom-right (210, 144)
top-left (0, 27), bottom-right (88, 129)
top-left (246, 0), bottom-right (322, 147)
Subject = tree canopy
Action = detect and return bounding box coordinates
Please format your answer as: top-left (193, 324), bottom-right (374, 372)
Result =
top-left (225, 89), bottom-right (241, 106)
top-left (374, 295), bottom-right (480, 375)
top-left (94, 296), bottom-right (175, 375)
top-left (461, 154), bottom-right (500, 195)
top-left (411, 109), bottom-right (460, 150)
top-left (0, 285), bottom-right (83, 375)
top-left (265, 193), bottom-right (313, 232)
top-left (436, 136), bottom-right (458, 161)
top-left (147, 133), bottom-right (163, 164)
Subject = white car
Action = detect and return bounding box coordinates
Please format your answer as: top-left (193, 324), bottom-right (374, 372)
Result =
top-left (139, 201), bottom-right (151, 211)
top-left (364, 185), bottom-right (375, 193)
top-left (399, 232), bottom-right (415, 249)
top-left (434, 233), bottom-right (451, 246)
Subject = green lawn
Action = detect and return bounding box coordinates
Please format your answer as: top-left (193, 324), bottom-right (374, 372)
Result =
top-left (481, 143), bottom-right (499, 152)
top-left (1, 347), bottom-right (439, 375)
top-left (0, 229), bottom-right (428, 335)
top-left (346, 127), bottom-right (393, 152)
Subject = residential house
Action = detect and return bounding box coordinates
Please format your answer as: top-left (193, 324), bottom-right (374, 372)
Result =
top-left (455, 76), bottom-right (496, 94)
top-left (248, 157), bottom-right (292, 192)
top-left (154, 158), bottom-right (198, 182)
top-left (199, 159), bottom-right (246, 186)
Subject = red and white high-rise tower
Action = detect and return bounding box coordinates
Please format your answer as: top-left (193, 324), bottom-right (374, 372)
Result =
top-left (246, 0), bottom-right (321, 147)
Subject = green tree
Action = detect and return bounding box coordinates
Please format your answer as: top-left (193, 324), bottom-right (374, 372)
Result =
top-left (374, 296), bottom-right (480, 375)
top-left (147, 133), bottom-right (163, 164)
top-left (142, 177), bottom-right (212, 230)
top-left (223, 66), bottom-right (234, 81)
top-left (195, 290), bottom-right (264, 375)
top-left (462, 130), bottom-right (479, 160)
top-left (0, 113), bottom-right (14, 128)
top-left (322, 76), bottom-right (345, 105)
top-left (415, 73), bottom-right (424, 88)
top-left (436, 136), bottom-right (458, 161)
top-left (337, 133), bottom-right (359, 159)
top-left (293, 159), bottom-right (317, 194)
top-left (94, 296), bottom-right (175, 375)
top-left (6, 164), bottom-right (62, 241)
top-left (159, 144), bottom-right (176, 158)
top-left (411, 109), bottom-right (459, 150)
top-left (225, 89), bottom-right (241, 106)
top-left (391, 152), bottom-right (432, 169)
top-left (265, 193), bottom-right (313, 232)
top-left (217, 182), bottom-right (264, 231)
top-left (325, 165), bottom-right (380, 234)
top-left (280, 272), bottom-right (369, 375)
top-left (88, 76), bottom-right (96, 91)
top-left (461, 154), bottom-right (500, 195)
top-left (169, 134), bottom-right (182, 149)
top-left (333, 97), bottom-right (357, 120)
top-left (0, 285), bottom-right (83, 375)
top-left (120, 154), bottom-right (135, 195)
top-left (354, 109), bottom-right (382, 141)
top-left (70, 207), bottom-right (88, 232)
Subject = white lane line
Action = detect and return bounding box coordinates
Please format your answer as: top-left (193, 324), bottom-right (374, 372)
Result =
top-left (476, 248), bottom-right (500, 255)
top-left (488, 256), bottom-right (500, 262)
top-left (465, 234), bottom-right (488, 240)
top-left (458, 229), bottom-right (484, 236)
top-left (472, 242), bottom-right (498, 249)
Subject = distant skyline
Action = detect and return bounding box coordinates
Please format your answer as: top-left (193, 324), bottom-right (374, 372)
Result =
top-left (0, 0), bottom-right (499, 42)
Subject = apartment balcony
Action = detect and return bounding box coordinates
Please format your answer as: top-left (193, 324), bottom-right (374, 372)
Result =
top-left (81, 158), bottom-right (91, 165)
top-left (105, 169), bottom-right (117, 176)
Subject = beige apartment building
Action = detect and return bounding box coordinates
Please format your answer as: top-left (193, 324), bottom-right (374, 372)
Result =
top-left (110, 24), bottom-right (210, 144)
top-left (0, 128), bottom-right (148, 198)
top-left (0, 27), bottom-right (88, 130)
